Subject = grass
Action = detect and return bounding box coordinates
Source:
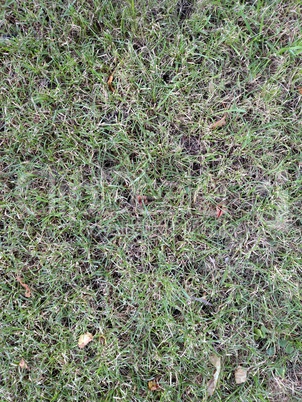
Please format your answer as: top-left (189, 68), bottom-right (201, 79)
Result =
top-left (0, 0), bottom-right (301, 400)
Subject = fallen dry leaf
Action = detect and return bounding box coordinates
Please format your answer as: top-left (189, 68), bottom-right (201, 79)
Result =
top-left (207, 354), bottom-right (221, 396)
top-left (148, 379), bottom-right (161, 391)
top-left (78, 332), bottom-right (93, 349)
top-left (210, 114), bottom-right (227, 130)
top-left (16, 276), bottom-right (31, 298)
top-left (108, 74), bottom-right (115, 92)
top-left (136, 195), bottom-right (149, 206)
top-left (235, 366), bottom-right (248, 384)
top-left (216, 205), bottom-right (225, 218)
top-left (19, 358), bottom-right (29, 370)
top-left (298, 87), bottom-right (302, 95)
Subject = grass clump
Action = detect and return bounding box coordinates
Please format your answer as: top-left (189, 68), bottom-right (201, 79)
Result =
top-left (1, 0), bottom-right (301, 400)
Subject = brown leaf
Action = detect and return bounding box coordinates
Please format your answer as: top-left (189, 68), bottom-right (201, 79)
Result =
top-left (207, 377), bottom-right (216, 396)
top-left (19, 358), bottom-right (29, 370)
top-left (78, 332), bottom-right (93, 349)
top-left (136, 195), bottom-right (149, 206)
top-left (207, 355), bottom-right (221, 396)
top-left (108, 74), bottom-right (115, 92)
top-left (16, 276), bottom-right (31, 298)
top-left (216, 205), bottom-right (225, 218)
top-left (298, 87), bottom-right (302, 95)
top-left (210, 114), bottom-right (227, 130)
top-left (148, 379), bottom-right (161, 391)
top-left (235, 366), bottom-right (247, 384)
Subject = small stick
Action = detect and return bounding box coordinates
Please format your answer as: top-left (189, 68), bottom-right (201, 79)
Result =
top-left (16, 276), bottom-right (31, 298)
top-left (190, 296), bottom-right (212, 306)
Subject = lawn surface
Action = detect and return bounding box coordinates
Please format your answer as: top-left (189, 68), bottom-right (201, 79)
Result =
top-left (1, 0), bottom-right (301, 400)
